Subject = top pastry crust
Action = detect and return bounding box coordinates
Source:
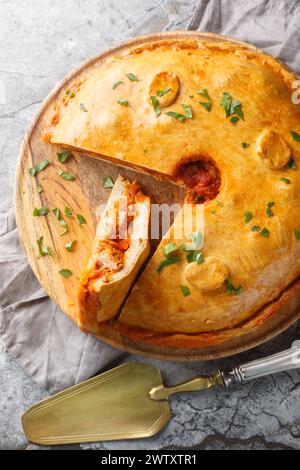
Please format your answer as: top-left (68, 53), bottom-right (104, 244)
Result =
top-left (45, 37), bottom-right (300, 337)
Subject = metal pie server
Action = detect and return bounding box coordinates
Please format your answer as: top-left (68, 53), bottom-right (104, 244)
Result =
top-left (22, 341), bottom-right (300, 445)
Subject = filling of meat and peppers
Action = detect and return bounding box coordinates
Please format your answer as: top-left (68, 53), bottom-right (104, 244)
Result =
top-left (175, 160), bottom-right (221, 204)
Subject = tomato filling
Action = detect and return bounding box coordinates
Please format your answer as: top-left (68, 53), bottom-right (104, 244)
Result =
top-left (175, 160), bottom-right (221, 204)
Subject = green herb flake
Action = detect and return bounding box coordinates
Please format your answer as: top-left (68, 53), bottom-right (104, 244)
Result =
top-left (58, 169), bottom-right (76, 181)
top-left (37, 236), bottom-right (53, 257)
top-left (126, 73), bottom-right (138, 82)
top-left (242, 142), bottom-right (250, 148)
top-left (221, 92), bottom-right (244, 121)
top-left (151, 95), bottom-right (161, 117)
top-left (180, 285), bottom-right (191, 297)
top-left (103, 176), bottom-right (114, 189)
top-left (80, 103), bottom-right (88, 112)
top-left (117, 98), bottom-right (129, 107)
top-left (28, 159), bottom-right (50, 176)
top-left (231, 116), bottom-right (240, 124)
top-left (59, 269), bottom-right (73, 278)
top-left (186, 251), bottom-right (204, 264)
top-left (266, 202), bottom-right (275, 218)
top-left (57, 151), bottom-right (72, 163)
top-left (294, 229), bottom-right (300, 240)
top-left (260, 228), bottom-right (270, 238)
top-left (199, 101), bottom-right (212, 112)
top-left (291, 131), bottom-right (300, 142)
top-left (197, 89), bottom-right (211, 101)
top-left (280, 177), bottom-right (291, 184)
top-left (251, 225), bottom-right (261, 232)
top-left (244, 211), bottom-right (253, 223)
top-left (37, 184), bottom-right (43, 194)
top-left (226, 279), bottom-right (243, 296)
top-left (163, 242), bottom-right (178, 257)
top-left (64, 207), bottom-right (73, 218)
top-left (65, 240), bottom-right (77, 252)
top-left (182, 104), bottom-right (193, 119)
top-left (112, 80), bottom-right (124, 90)
top-left (288, 158), bottom-right (297, 169)
top-left (33, 207), bottom-right (49, 217)
top-left (157, 88), bottom-right (171, 97)
top-left (165, 111), bottom-right (186, 122)
top-left (77, 214), bottom-right (87, 225)
top-left (157, 256), bottom-right (180, 273)
top-left (52, 208), bottom-right (68, 235)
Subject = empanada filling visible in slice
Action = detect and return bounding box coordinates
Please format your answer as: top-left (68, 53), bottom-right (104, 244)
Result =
top-left (78, 176), bottom-right (150, 328)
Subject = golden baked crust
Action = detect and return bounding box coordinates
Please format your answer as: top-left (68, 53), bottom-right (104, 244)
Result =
top-left (45, 37), bottom-right (300, 343)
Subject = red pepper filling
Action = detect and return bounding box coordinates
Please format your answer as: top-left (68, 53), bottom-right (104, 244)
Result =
top-left (175, 160), bottom-right (221, 204)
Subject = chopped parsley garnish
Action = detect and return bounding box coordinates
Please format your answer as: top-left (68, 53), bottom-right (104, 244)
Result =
top-left (199, 101), bottom-right (212, 112)
top-left (65, 240), bottom-right (76, 252)
top-left (66, 90), bottom-right (75, 98)
top-left (260, 228), bottom-right (270, 238)
top-left (151, 95), bottom-right (161, 117)
top-left (226, 279), bottom-right (243, 296)
top-left (37, 184), bottom-right (43, 194)
top-left (251, 225), bottom-right (261, 232)
top-left (64, 207), bottom-right (73, 218)
top-left (157, 88), bottom-right (171, 97)
top-left (77, 214), bottom-right (87, 225)
top-left (103, 176), bottom-right (114, 189)
top-left (165, 111), bottom-right (186, 122)
top-left (80, 103), bottom-right (88, 112)
top-left (59, 269), bottom-right (73, 278)
top-left (37, 237), bottom-right (53, 257)
top-left (197, 89), bottom-right (211, 100)
top-left (266, 202), bottom-right (275, 218)
top-left (157, 255), bottom-right (180, 273)
top-left (288, 158), bottom-right (297, 169)
top-left (29, 159), bottom-right (49, 176)
top-left (163, 242), bottom-right (178, 257)
top-left (117, 98), bottom-right (129, 107)
top-left (58, 169), bottom-right (76, 181)
top-left (180, 285), bottom-right (191, 297)
top-left (33, 207), bottom-right (49, 217)
top-left (126, 73), bottom-right (138, 82)
top-left (231, 116), bottom-right (240, 124)
top-left (57, 151), bottom-right (72, 163)
top-left (242, 142), bottom-right (250, 148)
top-left (244, 211), bottom-right (253, 223)
top-left (186, 251), bottom-right (204, 264)
top-left (112, 80), bottom-right (124, 89)
top-left (294, 229), bottom-right (300, 240)
top-left (221, 92), bottom-right (244, 123)
top-left (280, 177), bottom-right (291, 184)
top-left (291, 131), bottom-right (300, 142)
top-left (215, 200), bottom-right (223, 207)
top-left (197, 89), bottom-right (212, 112)
top-left (182, 104), bottom-right (193, 119)
top-left (52, 208), bottom-right (68, 235)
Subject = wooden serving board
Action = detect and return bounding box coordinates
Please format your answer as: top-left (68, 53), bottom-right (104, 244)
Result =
top-left (15, 32), bottom-right (300, 361)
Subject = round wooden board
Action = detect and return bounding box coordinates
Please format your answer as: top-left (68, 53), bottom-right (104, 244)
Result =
top-left (15, 31), bottom-right (300, 361)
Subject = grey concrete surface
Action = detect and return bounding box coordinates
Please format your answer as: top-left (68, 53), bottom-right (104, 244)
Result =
top-left (1, 0), bottom-right (300, 451)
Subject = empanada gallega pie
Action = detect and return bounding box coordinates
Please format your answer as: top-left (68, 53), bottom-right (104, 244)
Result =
top-left (45, 37), bottom-right (300, 349)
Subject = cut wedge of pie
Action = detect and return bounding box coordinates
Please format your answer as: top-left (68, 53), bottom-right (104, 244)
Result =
top-left (44, 36), bottom-right (300, 348)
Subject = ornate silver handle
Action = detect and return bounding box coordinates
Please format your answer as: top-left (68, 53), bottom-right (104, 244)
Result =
top-left (222, 340), bottom-right (300, 387)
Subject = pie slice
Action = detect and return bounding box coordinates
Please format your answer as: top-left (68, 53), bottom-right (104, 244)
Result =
top-left (78, 176), bottom-right (150, 333)
top-left (44, 37), bottom-right (300, 347)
